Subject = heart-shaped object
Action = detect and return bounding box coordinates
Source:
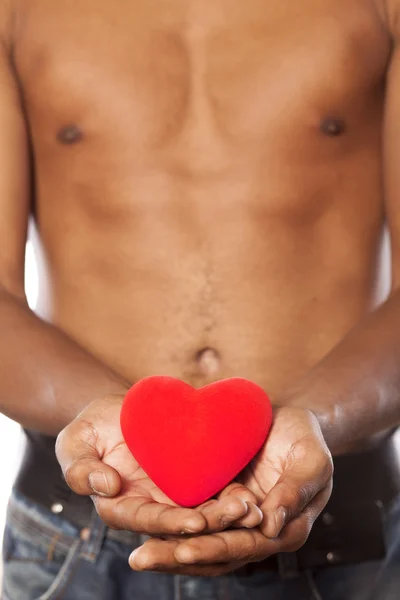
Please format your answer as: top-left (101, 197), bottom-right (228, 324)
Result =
top-left (120, 376), bottom-right (273, 507)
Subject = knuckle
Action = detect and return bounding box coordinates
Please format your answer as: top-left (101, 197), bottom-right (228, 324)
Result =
top-left (134, 500), bottom-right (158, 532)
top-left (230, 531), bottom-right (265, 564)
top-left (248, 535), bottom-right (261, 561)
top-left (135, 502), bottom-right (152, 530)
top-left (155, 505), bottom-right (173, 529)
top-left (215, 532), bottom-right (235, 558)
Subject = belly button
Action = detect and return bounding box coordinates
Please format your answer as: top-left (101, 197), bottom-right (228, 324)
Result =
top-left (195, 347), bottom-right (221, 376)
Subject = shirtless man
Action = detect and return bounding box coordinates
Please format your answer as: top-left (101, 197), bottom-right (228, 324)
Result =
top-left (1, 0), bottom-right (400, 598)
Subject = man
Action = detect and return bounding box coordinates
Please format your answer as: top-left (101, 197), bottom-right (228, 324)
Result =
top-left (1, 0), bottom-right (400, 598)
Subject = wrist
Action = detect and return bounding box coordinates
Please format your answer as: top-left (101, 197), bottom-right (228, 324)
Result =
top-left (277, 390), bottom-right (341, 453)
top-left (67, 377), bottom-right (131, 427)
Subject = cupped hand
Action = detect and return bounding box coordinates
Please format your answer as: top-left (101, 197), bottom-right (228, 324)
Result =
top-left (55, 395), bottom-right (263, 538)
top-left (129, 406), bottom-right (333, 575)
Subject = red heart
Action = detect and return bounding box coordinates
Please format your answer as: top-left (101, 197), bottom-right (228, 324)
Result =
top-left (120, 376), bottom-right (273, 507)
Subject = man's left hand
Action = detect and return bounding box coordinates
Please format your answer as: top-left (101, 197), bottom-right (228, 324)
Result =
top-left (129, 406), bottom-right (333, 576)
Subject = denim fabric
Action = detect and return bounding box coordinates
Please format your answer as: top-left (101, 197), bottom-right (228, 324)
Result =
top-left (2, 490), bottom-right (400, 600)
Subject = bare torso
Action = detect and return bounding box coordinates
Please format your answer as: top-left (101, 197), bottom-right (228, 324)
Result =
top-left (14, 0), bottom-right (391, 408)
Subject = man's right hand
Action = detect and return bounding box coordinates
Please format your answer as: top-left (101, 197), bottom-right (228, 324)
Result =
top-left (56, 395), bottom-right (263, 537)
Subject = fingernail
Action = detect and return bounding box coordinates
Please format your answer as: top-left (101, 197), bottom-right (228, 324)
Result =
top-left (245, 502), bottom-right (263, 527)
top-left (129, 548), bottom-right (140, 568)
top-left (272, 507), bottom-right (287, 538)
top-left (182, 519), bottom-right (203, 534)
top-left (89, 471), bottom-right (110, 496)
top-left (176, 545), bottom-right (196, 564)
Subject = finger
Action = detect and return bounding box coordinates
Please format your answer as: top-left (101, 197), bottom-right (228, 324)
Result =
top-left (56, 420), bottom-right (121, 497)
top-left (130, 539), bottom-right (187, 571)
top-left (197, 496), bottom-right (249, 532)
top-left (145, 495), bottom-right (257, 542)
top-left (216, 483), bottom-right (263, 528)
top-left (132, 485), bottom-right (333, 572)
top-left (170, 485), bottom-right (331, 566)
top-left (217, 482), bottom-right (260, 503)
top-left (232, 503), bottom-right (263, 529)
top-left (174, 528), bottom-right (274, 565)
top-left (261, 447), bottom-right (333, 538)
top-left (129, 539), bottom-right (247, 576)
top-left (155, 499), bottom-right (262, 541)
top-left (94, 495), bottom-right (207, 535)
top-left (275, 483), bottom-right (332, 552)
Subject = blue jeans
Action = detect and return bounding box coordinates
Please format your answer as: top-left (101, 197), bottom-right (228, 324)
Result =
top-left (2, 490), bottom-right (400, 600)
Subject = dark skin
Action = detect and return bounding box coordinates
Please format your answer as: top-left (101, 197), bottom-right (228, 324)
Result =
top-left (1, 0), bottom-right (400, 577)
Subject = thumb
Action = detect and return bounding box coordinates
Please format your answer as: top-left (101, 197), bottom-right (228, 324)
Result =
top-left (260, 453), bottom-right (333, 538)
top-left (56, 419), bottom-right (122, 497)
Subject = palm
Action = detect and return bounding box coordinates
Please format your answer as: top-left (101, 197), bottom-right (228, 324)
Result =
top-left (238, 406), bottom-right (321, 503)
top-left (122, 407), bottom-right (332, 575)
top-left (102, 438), bottom-right (178, 506)
top-left (69, 395), bottom-right (262, 534)
top-left (86, 396), bottom-right (181, 506)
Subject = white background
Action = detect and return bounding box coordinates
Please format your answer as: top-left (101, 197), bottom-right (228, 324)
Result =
top-left (0, 243), bottom-right (39, 549)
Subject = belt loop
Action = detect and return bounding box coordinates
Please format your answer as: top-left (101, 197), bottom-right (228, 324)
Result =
top-left (81, 508), bottom-right (107, 563)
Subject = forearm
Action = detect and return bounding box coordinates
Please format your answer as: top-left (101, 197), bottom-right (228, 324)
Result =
top-left (0, 288), bottom-right (130, 435)
top-left (286, 290), bottom-right (400, 455)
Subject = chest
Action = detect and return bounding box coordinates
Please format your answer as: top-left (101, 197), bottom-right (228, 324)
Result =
top-left (14, 0), bottom-right (389, 150)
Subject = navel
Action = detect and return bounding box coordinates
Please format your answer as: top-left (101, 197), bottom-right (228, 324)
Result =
top-left (57, 124), bottom-right (84, 145)
top-left (195, 347), bottom-right (221, 376)
top-left (320, 116), bottom-right (346, 137)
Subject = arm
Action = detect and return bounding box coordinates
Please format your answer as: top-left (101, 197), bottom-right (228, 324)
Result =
top-left (0, 31), bottom-right (129, 435)
top-left (286, 42), bottom-right (400, 455)
top-left (287, 290), bottom-right (400, 455)
top-left (0, 288), bottom-right (130, 434)
top-left (0, 37), bottom-right (261, 538)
